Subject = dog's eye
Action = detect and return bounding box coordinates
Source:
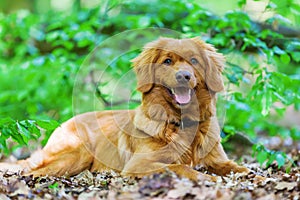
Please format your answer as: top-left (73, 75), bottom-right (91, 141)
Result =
top-left (191, 58), bottom-right (198, 65)
top-left (163, 58), bottom-right (172, 65)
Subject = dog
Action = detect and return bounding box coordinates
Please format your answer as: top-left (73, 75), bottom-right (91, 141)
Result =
top-left (0, 37), bottom-right (249, 181)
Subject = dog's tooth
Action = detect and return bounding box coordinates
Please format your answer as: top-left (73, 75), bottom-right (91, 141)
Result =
top-left (189, 89), bottom-right (191, 95)
top-left (171, 88), bottom-right (175, 94)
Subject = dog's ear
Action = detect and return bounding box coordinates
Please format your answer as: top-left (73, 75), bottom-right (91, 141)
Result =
top-left (192, 37), bottom-right (225, 92)
top-left (131, 47), bottom-right (160, 93)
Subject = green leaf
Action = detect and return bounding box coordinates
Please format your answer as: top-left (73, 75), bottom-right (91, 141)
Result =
top-left (291, 128), bottom-right (300, 140)
top-left (291, 52), bottom-right (300, 62)
top-left (273, 46), bottom-right (285, 55)
top-left (223, 125), bottom-right (236, 134)
top-left (10, 132), bottom-right (26, 145)
top-left (276, 153), bottom-right (286, 168)
top-left (36, 120), bottom-right (60, 130)
top-left (16, 122), bottom-right (31, 143)
top-left (274, 106), bottom-right (286, 117)
top-left (0, 137), bottom-right (9, 155)
top-left (266, 2), bottom-right (277, 9)
top-left (238, 0), bottom-right (247, 8)
top-left (20, 120), bottom-right (41, 139)
top-left (280, 53), bottom-right (290, 64)
top-left (32, 56), bottom-right (46, 66)
top-left (0, 117), bottom-right (15, 126)
top-left (286, 41), bottom-right (300, 51)
top-left (49, 182), bottom-right (59, 189)
top-left (261, 86), bottom-right (273, 116)
top-left (266, 153), bottom-right (276, 166)
top-left (138, 16), bottom-right (151, 27)
top-left (46, 31), bottom-right (60, 42)
top-left (0, 127), bottom-right (11, 139)
top-left (257, 150), bottom-right (268, 166)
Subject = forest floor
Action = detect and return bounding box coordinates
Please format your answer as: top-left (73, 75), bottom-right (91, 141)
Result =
top-left (0, 136), bottom-right (299, 200)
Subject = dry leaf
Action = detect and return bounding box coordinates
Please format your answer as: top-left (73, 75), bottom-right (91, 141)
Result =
top-left (275, 182), bottom-right (297, 191)
top-left (167, 187), bottom-right (188, 199)
top-left (167, 180), bottom-right (193, 199)
top-left (215, 189), bottom-right (234, 200)
top-left (78, 191), bottom-right (99, 200)
top-left (9, 180), bottom-right (30, 197)
top-left (256, 193), bottom-right (276, 200)
top-left (0, 194), bottom-right (10, 200)
top-left (73, 170), bottom-right (94, 186)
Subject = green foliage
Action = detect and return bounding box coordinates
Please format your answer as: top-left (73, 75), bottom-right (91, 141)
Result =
top-left (0, 0), bottom-right (299, 167)
top-left (0, 118), bottom-right (59, 155)
top-left (48, 182), bottom-right (59, 190)
top-left (252, 144), bottom-right (294, 171)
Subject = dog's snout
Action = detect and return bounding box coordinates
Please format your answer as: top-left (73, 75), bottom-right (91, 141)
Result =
top-left (176, 71), bottom-right (191, 83)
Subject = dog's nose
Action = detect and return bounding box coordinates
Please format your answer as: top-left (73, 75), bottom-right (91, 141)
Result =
top-left (176, 71), bottom-right (191, 83)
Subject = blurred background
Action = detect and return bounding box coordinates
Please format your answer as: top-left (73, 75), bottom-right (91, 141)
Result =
top-left (0, 0), bottom-right (299, 25)
top-left (0, 0), bottom-right (299, 167)
top-left (0, 0), bottom-right (293, 25)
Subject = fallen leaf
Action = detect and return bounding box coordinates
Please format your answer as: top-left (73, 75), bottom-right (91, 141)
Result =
top-left (256, 193), bottom-right (276, 200)
top-left (252, 175), bottom-right (268, 186)
top-left (78, 191), bottom-right (98, 200)
top-left (167, 179), bottom-right (193, 199)
top-left (275, 182), bottom-right (297, 191)
top-left (167, 187), bottom-right (188, 199)
top-left (0, 194), bottom-right (10, 200)
top-left (233, 191), bottom-right (252, 200)
top-left (9, 180), bottom-right (30, 197)
top-left (73, 170), bottom-right (94, 186)
top-left (216, 189), bottom-right (234, 200)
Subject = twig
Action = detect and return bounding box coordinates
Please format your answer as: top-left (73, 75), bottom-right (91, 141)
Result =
top-left (90, 70), bottom-right (141, 107)
top-left (226, 62), bottom-right (255, 75)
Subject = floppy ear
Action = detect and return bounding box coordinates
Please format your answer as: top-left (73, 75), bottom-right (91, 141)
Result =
top-left (192, 37), bottom-right (225, 92)
top-left (131, 47), bottom-right (160, 93)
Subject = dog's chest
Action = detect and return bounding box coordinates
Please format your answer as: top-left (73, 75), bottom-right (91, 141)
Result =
top-left (165, 125), bottom-right (201, 165)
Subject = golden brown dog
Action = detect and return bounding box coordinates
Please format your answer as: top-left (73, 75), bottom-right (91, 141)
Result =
top-left (0, 37), bottom-right (249, 181)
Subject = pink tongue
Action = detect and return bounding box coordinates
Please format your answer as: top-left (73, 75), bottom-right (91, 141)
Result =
top-left (174, 90), bottom-right (191, 104)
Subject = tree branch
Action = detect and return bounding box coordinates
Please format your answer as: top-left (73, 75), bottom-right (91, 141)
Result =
top-left (257, 22), bottom-right (300, 38)
top-left (90, 71), bottom-right (141, 107)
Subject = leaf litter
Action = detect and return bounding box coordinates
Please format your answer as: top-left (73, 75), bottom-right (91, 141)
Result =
top-left (0, 148), bottom-right (299, 199)
top-left (0, 160), bottom-right (299, 200)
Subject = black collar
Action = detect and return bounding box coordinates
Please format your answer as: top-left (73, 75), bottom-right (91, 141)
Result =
top-left (169, 118), bottom-right (199, 129)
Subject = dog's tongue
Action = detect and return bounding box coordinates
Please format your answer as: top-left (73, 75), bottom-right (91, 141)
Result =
top-left (174, 88), bottom-right (191, 104)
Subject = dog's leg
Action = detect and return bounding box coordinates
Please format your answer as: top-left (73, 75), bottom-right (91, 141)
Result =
top-left (20, 146), bottom-right (93, 177)
top-left (121, 155), bottom-right (216, 182)
top-left (166, 164), bottom-right (217, 182)
top-left (202, 142), bottom-right (250, 176)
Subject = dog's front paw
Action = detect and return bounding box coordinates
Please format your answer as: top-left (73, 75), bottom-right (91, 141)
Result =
top-left (197, 173), bottom-right (219, 182)
top-left (234, 165), bottom-right (250, 175)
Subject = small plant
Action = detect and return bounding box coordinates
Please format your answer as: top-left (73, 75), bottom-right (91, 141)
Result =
top-left (0, 118), bottom-right (59, 154)
top-left (252, 143), bottom-right (296, 172)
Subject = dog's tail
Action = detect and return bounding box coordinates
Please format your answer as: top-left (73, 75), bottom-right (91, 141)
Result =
top-left (0, 151), bottom-right (42, 175)
top-left (0, 162), bottom-right (25, 174)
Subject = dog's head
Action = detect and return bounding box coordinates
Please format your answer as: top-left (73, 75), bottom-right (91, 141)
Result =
top-left (132, 37), bottom-right (225, 110)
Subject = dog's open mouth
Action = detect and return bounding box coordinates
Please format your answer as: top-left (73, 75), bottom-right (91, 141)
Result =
top-left (167, 87), bottom-right (193, 105)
